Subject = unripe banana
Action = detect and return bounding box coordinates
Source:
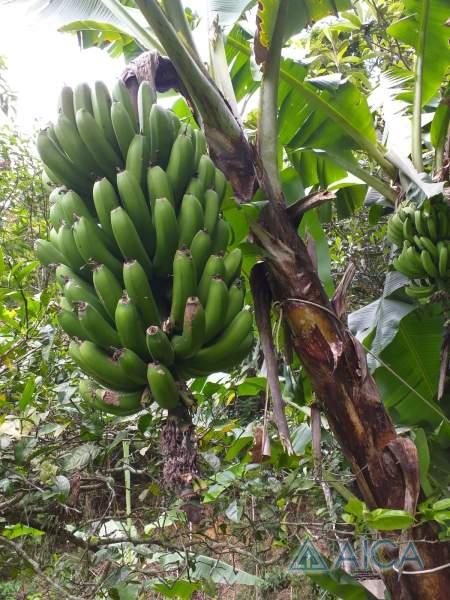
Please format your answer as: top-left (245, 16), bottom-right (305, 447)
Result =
top-left (49, 186), bottom-right (67, 206)
top-left (116, 170), bottom-right (154, 255)
top-left (437, 206), bottom-right (449, 238)
top-left (55, 264), bottom-right (87, 288)
top-left (115, 348), bottom-right (148, 386)
top-left (115, 294), bottom-right (149, 360)
top-left (57, 308), bottom-right (88, 340)
top-left (42, 168), bottom-right (57, 192)
top-left (54, 113), bottom-right (100, 176)
top-left (426, 209), bottom-right (438, 242)
top-left (57, 223), bottom-right (88, 273)
top-left (78, 340), bottom-right (141, 390)
top-left (91, 80), bottom-right (119, 152)
top-left (73, 82), bottom-right (93, 115)
top-left (224, 247), bottom-right (243, 285)
top-left (193, 128), bottom-right (207, 168)
top-left (211, 218), bottom-right (230, 254)
top-left (224, 278), bottom-right (245, 326)
top-left (203, 276), bottom-right (229, 343)
top-left (186, 177), bottom-right (205, 206)
top-left (414, 210), bottom-right (426, 236)
top-left (214, 168), bottom-right (227, 202)
top-left (79, 379), bottom-right (148, 416)
top-left (111, 100), bottom-right (136, 160)
top-left (112, 79), bottom-right (138, 130)
top-left (93, 264), bottom-right (123, 321)
top-left (49, 227), bottom-right (59, 247)
top-left (420, 250), bottom-right (439, 278)
top-left (93, 177), bottom-right (120, 240)
top-left (35, 239), bottom-right (65, 271)
top-left (190, 229), bottom-right (212, 279)
top-left (146, 326), bottom-right (175, 365)
top-left (137, 81), bottom-right (156, 141)
top-left (76, 108), bottom-right (123, 180)
top-left (402, 215), bottom-right (414, 242)
top-left (73, 216), bottom-right (123, 280)
top-left (77, 301), bottom-right (121, 348)
top-left (110, 207), bottom-right (153, 275)
top-left (153, 197), bottom-right (179, 276)
top-left (171, 296), bottom-right (205, 359)
top-left (64, 278), bottom-right (110, 320)
top-left (125, 134), bottom-right (150, 192)
top-left (170, 249), bottom-right (197, 330)
top-left (197, 254), bottom-right (226, 305)
top-left (438, 243), bottom-right (448, 277)
top-left (147, 362), bottom-right (180, 410)
top-left (166, 110), bottom-right (181, 138)
top-left (166, 133), bottom-right (195, 204)
top-left (419, 236), bottom-right (438, 259)
top-left (147, 165), bottom-right (175, 209)
top-left (203, 189), bottom-right (220, 236)
top-left (405, 283), bottom-right (436, 300)
top-left (387, 218), bottom-right (404, 247)
top-left (149, 104), bottom-right (175, 168)
top-left (197, 154), bottom-right (216, 191)
top-left (57, 85), bottom-right (75, 123)
top-left (60, 189), bottom-right (95, 224)
top-left (180, 310), bottom-right (253, 373)
top-left (49, 201), bottom-right (65, 229)
top-left (37, 130), bottom-right (93, 196)
top-left (178, 194), bottom-right (204, 248)
top-left (123, 260), bottom-right (160, 327)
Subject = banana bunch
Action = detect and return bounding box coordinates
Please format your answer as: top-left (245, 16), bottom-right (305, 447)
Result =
top-left (387, 198), bottom-right (450, 301)
top-left (35, 80), bottom-right (254, 416)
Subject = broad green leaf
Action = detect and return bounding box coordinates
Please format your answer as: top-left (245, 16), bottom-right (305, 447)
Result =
top-left (387, 0), bottom-right (450, 106)
top-left (365, 508), bottom-right (415, 531)
top-left (225, 499), bottom-right (243, 522)
top-left (62, 442), bottom-right (101, 471)
top-left (19, 377), bottom-right (35, 411)
top-left (2, 523), bottom-right (45, 540)
top-left (151, 580), bottom-right (201, 600)
top-left (307, 569), bottom-right (378, 600)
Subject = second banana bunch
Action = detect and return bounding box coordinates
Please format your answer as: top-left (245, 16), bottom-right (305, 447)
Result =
top-left (35, 80), bottom-right (254, 416)
top-left (387, 197), bottom-right (450, 300)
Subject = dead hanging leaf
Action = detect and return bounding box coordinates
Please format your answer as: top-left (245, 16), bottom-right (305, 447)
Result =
top-left (254, 0), bottom-right (281, 65)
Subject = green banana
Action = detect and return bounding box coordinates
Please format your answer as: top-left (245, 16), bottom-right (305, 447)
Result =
top-left (49, 201), bottom-right (65, 230)
top-left (414, 210), bottom-right (426, 236)
top-left (146, 326), bottom-right (175, 365)
top-left (419, 236), bottom-right (438, 259)
top-left (405, 283), bottom-right (436, 300)
top-left (57, 86), bottom-right (75, 123)
top-left (166, 110), bottom-right (181, 138)
top-left (34, 240), bottom-right (65, 267)
top-left (211, 218), bottom-right (230, 254)
top-left (186, 178), bottom-right (205, 206)
top-left (125, 134), bottom-right (150, 192)
top-left (214, 168), bottom-right (227, 202)
top-left (73, 82), bottom-right (93, 115)
top-left (115, 294), bottom-right (149, 359)
top-left (112, 79), bottom-right (138, 130)
top-left (149, 104), bottom-right (174, 168)
top-left (49, 186), bottom-right (67, 206)
top-left (420, 250), bottom-right (439, 278)
top-left (146, 362), bottom-right (180, 410)
top-left (224, 278), bottom-right (245, 326)
top-left (116, 170), bottom-right (154, 255)
top-left (153, 197), bottom-right (179, 276)
top-left (91, 80), bottom-right (119, 152)
top-left (64, 278), bottom-right (110, 320)
top-left (437, 205), bottom-right (449, 238)
top-left (193, 128), bottom-right (207, 168)
top-left (55, 264), bottom-right (87, 288)
top-left (197, 254), bottom-right (226, 305)
top-left (76, 108), bottom-right (123, 180)
top-left (426, 210), bottom-right (438, 242)
top-left (41, 170), bottom-right (57, 193)
top-left (197, 154), bottom-right (216, 191)
top-left (223, 247), bottom-right (243, 285)
top-left (54, 113), bottom-right (100, 176)
top-left (78, 340), bottom-right (141, 390)
top-left (73, 216), bottom-right (123, 280)
top-left (115, 348), bottom-right (148, 386)
top-left (403, 246), bottom-right (426, 277)
top-left (93, 264), bottom-right (123, 321)
top-left (180, 310), bottom-right (253, 373)
top-left (49, 227), bottom-right (59, 247)
top-left (387, 218), bottom-right (404, 247)
top-left (77, 302), bottom-right (121, 348)
top-left (203, 189), bottom-right (220, 236)
top-left (37, 129), bottom-right (93, 196)
top-left (402, 215), bottom-right (414, 243)
top-left (57, 223), bottom-right (88, 273)
top-left (147, 165), bottom-right (175, 210)
top-left (166, 133), bottom-right (195, 204)
top-left (93, 177), bottom-right (120, 240)
top-left (137, 81), bottom-right (156, 141)
top-left (57, 308), bottom-right (88, 340)
top-left (123, 260), bottom-right (160, 327)
top-left (438, 243), bottom-right (448, 277)
top-left (79, 379), bottom-right (148, 416)
top-left (60, 189), bottom-right (95, 224)
top-left (393, 256), bottom-right (421, 280)
top-left (190, 229), bottom-right (212, 279)
top-left (178, 194), bottom-right (204, 248)
top-left (203, 276), bottom-right (229, 343)
top-left (171, 296), bottom-right (205, 359)
top-left (110, 207), bottom-right (153, 275)
top-left (111, 101), bottom-right (136, 160)
top-left (170, 249), bottom-right (197, 330)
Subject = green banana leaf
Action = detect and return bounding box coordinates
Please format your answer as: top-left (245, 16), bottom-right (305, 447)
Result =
top-left (387, 0), bottom-right (450, 106)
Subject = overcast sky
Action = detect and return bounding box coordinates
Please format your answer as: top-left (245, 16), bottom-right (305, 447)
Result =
top-left (0, 3), bottom-right (124, 132)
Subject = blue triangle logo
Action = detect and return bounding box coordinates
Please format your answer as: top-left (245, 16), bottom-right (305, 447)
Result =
top-left (288, 540), bottom-right (329, 572)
